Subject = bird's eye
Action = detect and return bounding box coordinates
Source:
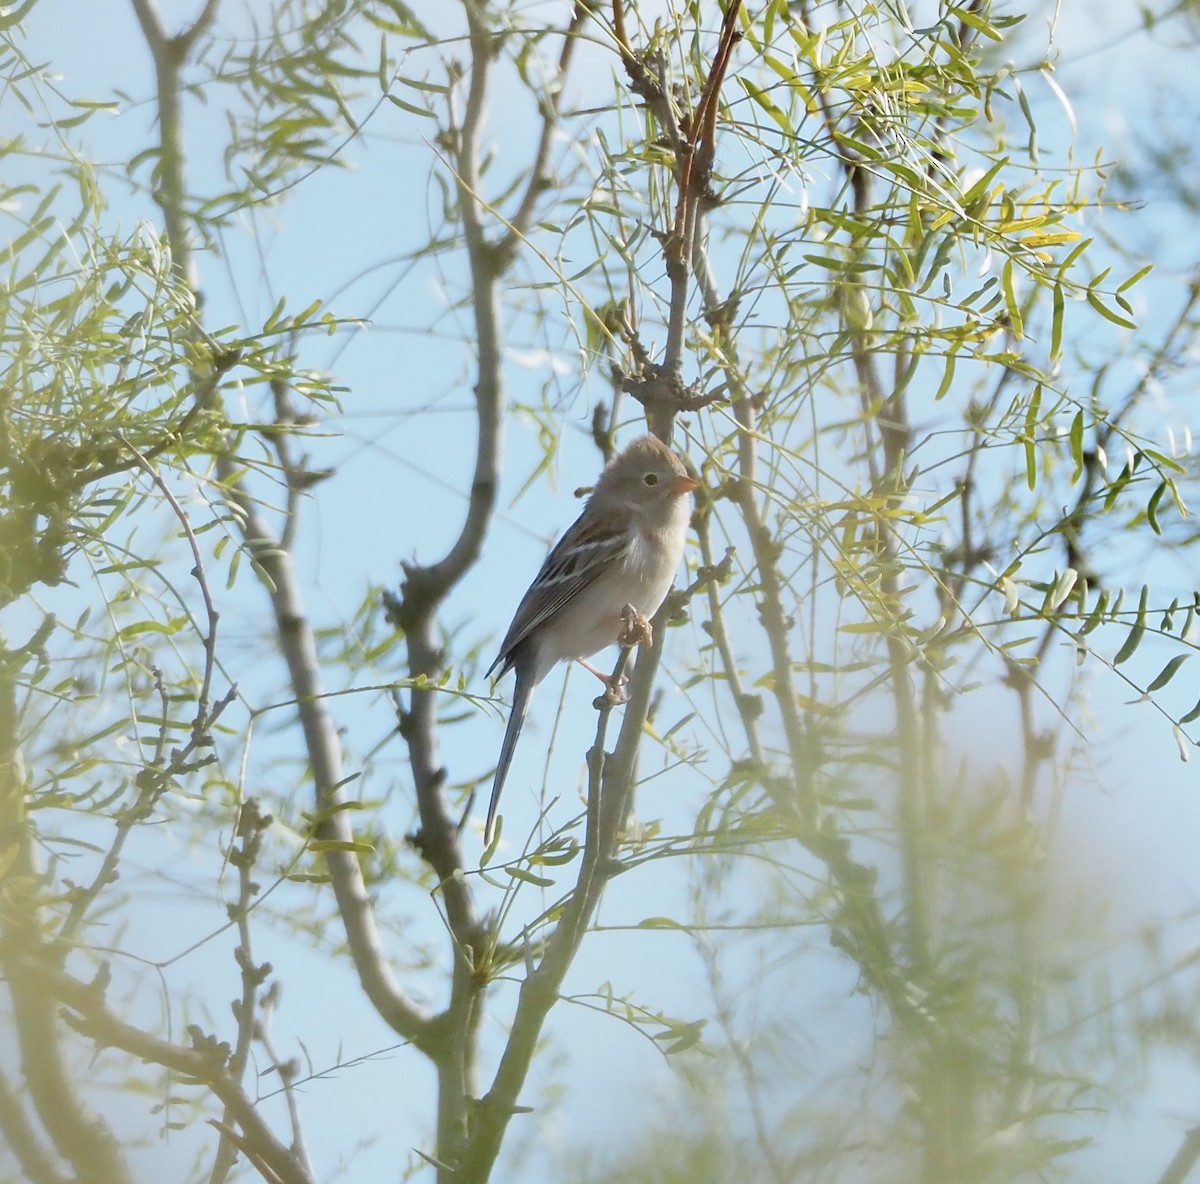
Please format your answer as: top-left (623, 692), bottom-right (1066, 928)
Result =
top-left (643, 472), bottom-right (660, 487)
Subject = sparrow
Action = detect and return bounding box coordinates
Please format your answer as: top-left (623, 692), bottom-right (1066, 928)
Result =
top-left (484, 434), bottom-right (697, 846)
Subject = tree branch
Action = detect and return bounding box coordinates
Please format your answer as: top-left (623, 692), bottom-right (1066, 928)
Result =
top-left (0, 1066), bottom-right (70, 1184)
top-left (210, 799), bottom-right (275, 1184)
top-left (129, 0), bottom-right (434, 1050)
top-left (14, 959), bottom-right (313, 1184)
top-left (612, 0), bottom-right (742, 442)
top-left (458, 602), bottom-right (671, 1183)
top-left (501, 2), bottom-right (595, 251)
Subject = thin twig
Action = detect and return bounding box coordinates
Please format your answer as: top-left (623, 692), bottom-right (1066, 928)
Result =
top-left (502, 2), bottom-right (596, 249)
top-left (210, 799), bottom-right (275, 1184)
top-left (255, 984), bottom-right (315, 1180)
top-left (54, 685), bottom-right (237, 949)
top-left (117, 432), bottom-right (219, 738)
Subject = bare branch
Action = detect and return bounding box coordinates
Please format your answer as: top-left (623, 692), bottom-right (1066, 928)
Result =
top-left (129, 0), bottom-right (434, 1049)
top-left (15, 960), bottom-right (313, 1184)
top-left (502, 2), bottom-right (596, 249)
top-left (1154, 1125), bottom-right (1200, 1184)
top-left (117, 433), bottom-right (221, 739)
top-left (611, 1), bottom-right (743, 441)
top-left (254, 984), bottom-right (315, 1181)
top-left (54, 683), bottom-right (236, 949)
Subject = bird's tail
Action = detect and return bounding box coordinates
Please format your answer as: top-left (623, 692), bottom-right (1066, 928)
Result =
top-left (484, 667), bottom-right (535, 849)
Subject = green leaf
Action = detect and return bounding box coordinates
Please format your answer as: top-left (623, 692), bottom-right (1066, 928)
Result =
top-left (506, 866), bottom-right (555, 888)
top-left (737, 77), bottom-right (793, 136)
top-left (1001, 256), bottom-right (1024, 339)
top-left (659, 1020), bottom-right (706, 1055)
top-left (1140, 448), bottom-right (1187, 475)
top-left (1113, 586), bottom-right (1149, 665)
top-left (1147, 482), bottom-right (1167, 535)
top-left (1116, 263), bottom-right (1153, 294)
top-left (1050, 281), bottom-right (1065, 360)
top-left (0, 0), bottom-right (38, 30)
top-left (118, 616), bottom-right (189, 639)
top-left (1078, 590), bottom-right (1109, 637)
top-left (935, 352), bottom-right (956, 401)
top-left (528, 842), bottom-right (581, 868)
top-left (1069, 409), bottom-right (1084, 481)
top-left (1001, 575), bottom-right (1020, 616)
top-left (1174, 724), bottom-right (1190, 762)
top-left (951, 3), bottom-right (1004, 40)
top-left (1045, 569), bottom-right (1078, 614)
top-left (1147, 654), bottom-right (1189, 693)
top-left (1103, 464), bottom-right (1133, 512)
top-left (1086, 288), bottom-right (1137, 330)
top-left (386, 93), bottom-right (436, 119)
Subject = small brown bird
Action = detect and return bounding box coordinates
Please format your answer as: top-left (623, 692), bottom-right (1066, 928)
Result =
top-left (484, 435), bottom-right (696, 846)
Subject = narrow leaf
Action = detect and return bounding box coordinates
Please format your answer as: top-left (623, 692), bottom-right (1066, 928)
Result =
top-left (1147, 482), bottom-right (1167, 535)
top-left (506, 866), bottom-right (555, 887)
top-left (1069, 409), bottom-right (1084, 481)
top-left (1146, 654), bottom-right (1189, 693)
top-left (1113, 585), bottom-right (1149, 665)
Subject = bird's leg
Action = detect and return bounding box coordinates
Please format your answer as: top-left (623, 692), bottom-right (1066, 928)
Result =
top-left (577, 657), bottom-right (615, 683)
top-left (578, 607), bottom-right (655, 706)
top-left (577, 657), bottom-right (629, 704)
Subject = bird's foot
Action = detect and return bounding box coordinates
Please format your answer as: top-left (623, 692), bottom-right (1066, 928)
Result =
top-left (579, 657), bottom-right (630, 705)
top-left (601, 676), bottom-right (629, 706)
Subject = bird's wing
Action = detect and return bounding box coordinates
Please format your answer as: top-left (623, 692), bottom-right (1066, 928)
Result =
top-left (487, 508), bottom-right (628, 677)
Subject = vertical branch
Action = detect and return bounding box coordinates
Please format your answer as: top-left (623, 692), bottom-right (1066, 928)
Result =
top-left (129, 0), bottom-right (432, 1084)
top-left (382, 5), bottom-right (504, 1172)
top-left (254, 984), bottom-right (315, 1181)
top-left (459, 615), bottom-right (659, 1184)
top-left (0, 1067), bottom-right (69, 1184)
top-left (683, 1), bottom-right (921, 1032)
top-left (612, 0), bottom-right (742, 440)
top-left (384, 2), bottom-right (597, 1175)
top-left (798, 0), bottom-right (933, 986)
top-left (210, 799), bottom-right (275, 1184)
